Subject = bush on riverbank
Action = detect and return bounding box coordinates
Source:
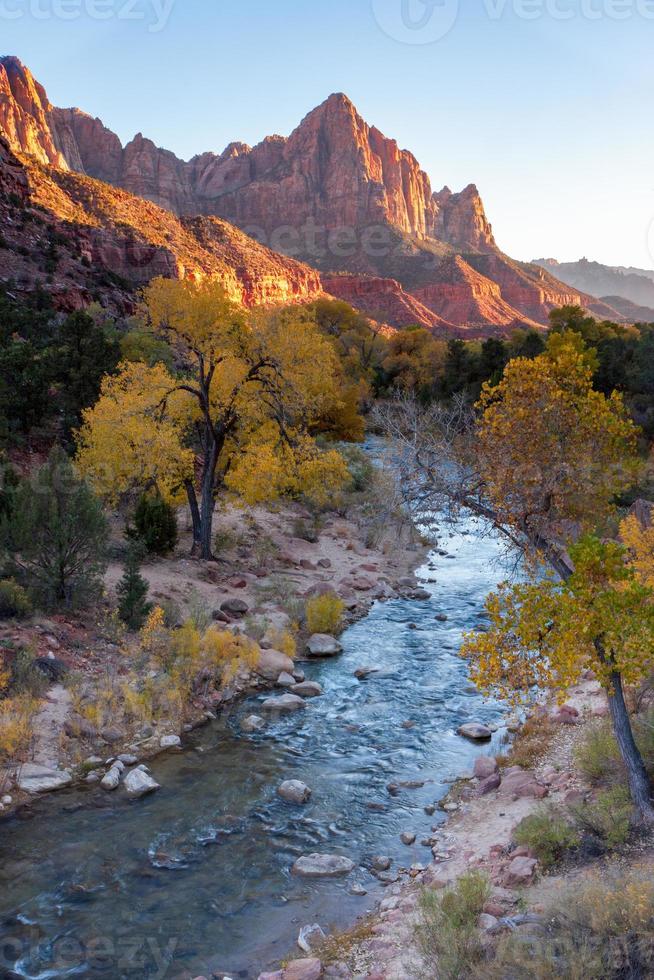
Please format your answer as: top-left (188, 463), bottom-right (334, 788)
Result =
top-left (484, 864), bottom-right (654, 979)
top-left (513, 808), bottom-right (580, 868)
top-left (305, 593), bottom-right (345, 635)
top-left (416, 871), bottom-right (491, 980)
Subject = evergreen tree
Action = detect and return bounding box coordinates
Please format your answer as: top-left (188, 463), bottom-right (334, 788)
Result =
top-left (116, 545), bottom-right (152, 630)
top-left (128, 493), bottom-right (178, 556)
top-left (0, 446), bottom-right (108, 609)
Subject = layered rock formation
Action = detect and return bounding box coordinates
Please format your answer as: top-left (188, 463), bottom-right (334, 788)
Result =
top-left (0, 136), bottom-right (323, 313)
top-left (0, 56), bottom-right (606, 332)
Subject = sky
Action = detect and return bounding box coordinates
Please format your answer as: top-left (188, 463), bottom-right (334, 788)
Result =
top-left (3, 0), bottom-right (654, 268)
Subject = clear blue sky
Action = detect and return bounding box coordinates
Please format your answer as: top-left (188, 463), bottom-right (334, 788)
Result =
top-left (4, 0), bottom-right (654, 268)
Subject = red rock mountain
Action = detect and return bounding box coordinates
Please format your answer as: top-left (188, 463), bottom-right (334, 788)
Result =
top-left (0, 56), bottom-right (619, 332)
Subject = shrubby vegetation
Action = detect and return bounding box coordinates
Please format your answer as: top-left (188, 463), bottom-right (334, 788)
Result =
top-left (417, 871), bottom-right (491, 980)
top-left (485, 865), bottom-right (654, 979)
top-left (305, 592), bottom-right (345, 635)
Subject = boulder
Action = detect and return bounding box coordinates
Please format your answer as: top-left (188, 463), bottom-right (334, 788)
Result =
top-left (400, 831), bottom-right (416, 845)
top-left (284, 961), bottom-right (322, 980)
top-left (500, 768), bottom-right (548, 800)
top-left (278, 780), bottom-right (312, 804)
top-left (160, 734), bottom-right (181, 750)
top-left (371, 856), bottom-right (392, 872)
top-left (551, 704), bottom-right (580, 725)
top-left (124, 768), bottom-right (160, 798)
top-left (306, 634), bottom-right (343, 658)
top-left (17, 764), bottom-right (72, 794)
top-left (261, 694), bottom-right (306, 713)
top-left (292, 853), bottom-right (354, 878)
top-left (220, 597), bottom-right (249, 617)
top-left (504, 856), bottom-right (538, 887)
top-left (478, 913), bottom-right (500, 933)
top-left (100, 765), bottom-right (122, 791)
top-left (457, 723), bottom-right (492, 741)
top-left (298, 923), bottom-right (327, 953)
top-left (256, 649), bottom-right (295, 682)
top-left (241, 714), bottom-right (266, 733)
top-left (473, 756), bottom-right (499, 779)
top-left (291, 681), bottom-right (323, 698)
top-left (477, 773), bottom-right (501, 796)
top-left (276, 672), bottom-right (296, 688)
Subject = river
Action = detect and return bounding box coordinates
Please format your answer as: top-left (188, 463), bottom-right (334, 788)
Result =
top-left (0, 517), bottom-right (511, 979)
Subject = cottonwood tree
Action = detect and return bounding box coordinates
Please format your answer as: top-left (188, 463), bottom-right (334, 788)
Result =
top-left (377, 332), bottom-right (654, 821)
top-left (77, 279), bottom-right (349, 559)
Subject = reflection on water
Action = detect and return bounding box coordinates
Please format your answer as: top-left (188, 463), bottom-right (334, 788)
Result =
top-left (0, 519), bottom-right (511, 979)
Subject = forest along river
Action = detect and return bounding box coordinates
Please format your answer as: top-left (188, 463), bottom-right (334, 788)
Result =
top-left (0, 518), bottom-right (512, 980)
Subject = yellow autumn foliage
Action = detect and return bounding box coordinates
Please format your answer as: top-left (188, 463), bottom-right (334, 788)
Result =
top-left (476, 333), bottom-right (639, 546)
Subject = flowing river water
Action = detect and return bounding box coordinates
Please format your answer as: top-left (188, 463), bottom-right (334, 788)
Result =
top-left (0, 518), bottom-right (511, 980)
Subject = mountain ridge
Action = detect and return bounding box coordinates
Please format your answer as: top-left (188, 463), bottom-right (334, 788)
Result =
top-left (0, 56), bottom-right (622, 333)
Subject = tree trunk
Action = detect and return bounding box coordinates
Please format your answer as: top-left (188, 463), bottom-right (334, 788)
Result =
top-left (185, 480), bottom-right (202, 555)
top-left (198, 439), bottom-right (219, 561)
top-left (606, 669), bottom-right (654, 824)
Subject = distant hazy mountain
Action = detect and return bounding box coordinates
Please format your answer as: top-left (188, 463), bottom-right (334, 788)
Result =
top-left (534, 257), bottom-right (654, 310)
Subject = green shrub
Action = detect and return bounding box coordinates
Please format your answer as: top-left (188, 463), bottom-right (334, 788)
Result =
top-left (485, 865), bottom-right (654, 979)
top-left (570, 787), bottom-right (633, 850)
top-left (9, 646), bottom-right (48, 697)
top-left (305, 593), bottom-right (345, 635)
top-left (128, 493), bottom-right (178, 556)
top-left (574, 719), bottom-right (623, 786)
top-left (416, 871), bottom-right (491, 980)
top-left (0, 579), bottom-right (31, 619)
top-left (575, 713), bottom-right (654, 787)
top-left (513, 808), bottom-right (580, 869)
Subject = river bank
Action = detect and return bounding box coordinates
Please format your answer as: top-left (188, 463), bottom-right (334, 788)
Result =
top-left (272, 677), bottom-right (612, 980)
top-left (0, 512), bottom-right (515, 979)
top-left (0, 493), bottom-right (429, 815)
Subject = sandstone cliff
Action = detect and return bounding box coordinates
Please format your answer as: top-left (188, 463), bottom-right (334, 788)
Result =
top-left (0, 137), bottom-right (324, 314)
top-left (0, 56), bottom-right (605, 333)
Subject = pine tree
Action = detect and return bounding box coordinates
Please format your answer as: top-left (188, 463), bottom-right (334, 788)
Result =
top-left (117, 546), bottom-right (152, 630)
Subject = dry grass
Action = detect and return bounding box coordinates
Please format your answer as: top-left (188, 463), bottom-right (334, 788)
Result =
top-left (497, 714), bottom-right (558, 769)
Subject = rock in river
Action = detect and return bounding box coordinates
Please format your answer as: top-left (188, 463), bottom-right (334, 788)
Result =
top-left (17, 764), bottom-right (72, 794)
top-left (160, 734), bottom-right (182, 750)
top-left (291, 681), bottom-right (323, 698)
top-left (241, 714), bottom-right (266, 733)
top-left (124, 768), bottom-right (160, 798)
top-left (291, 853), bottom-right (355, 878)
top-left (457, 723), bottom-right (492, 741)
top-left (101, 764), bottom-right (123, 791)
top-left (261, 694), bottom-right (306, 713)
top-left (278, 780), bottom-right (312, 804)
top-left (256, 649), bottom-right (295, 682)
top-left (306, 634), bottom-right (343, 657)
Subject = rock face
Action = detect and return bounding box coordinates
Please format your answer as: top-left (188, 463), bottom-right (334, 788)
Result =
top-left (0, 57), bottom-right (598, 334)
